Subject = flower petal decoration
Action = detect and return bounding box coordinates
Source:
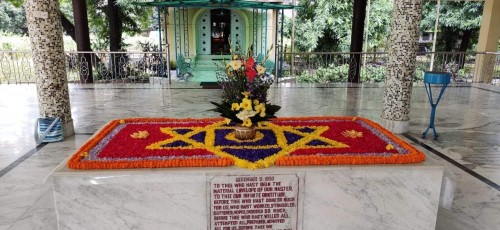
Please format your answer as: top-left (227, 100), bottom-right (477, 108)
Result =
top-left (341, 130), bottom-right (363, 138)
top-left (131, 130), bottom-right (149, 139)
top-left (67, 117), bottom-right (426, 170)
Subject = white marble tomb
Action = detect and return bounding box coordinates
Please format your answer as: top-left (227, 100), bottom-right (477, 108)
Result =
top-left (51, 159), bottom-right (445, 230)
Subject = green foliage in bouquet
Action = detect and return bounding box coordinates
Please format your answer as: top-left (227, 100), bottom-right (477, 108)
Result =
top-left (211, 40), bottom-right (281, 127)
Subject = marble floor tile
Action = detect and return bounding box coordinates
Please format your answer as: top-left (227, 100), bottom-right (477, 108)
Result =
top-left (0, 83), bottom-right (499, 229)
top-left (400, 136), bottom-right (500, 230)
top-left (7, 183), bottom-right (57, 230)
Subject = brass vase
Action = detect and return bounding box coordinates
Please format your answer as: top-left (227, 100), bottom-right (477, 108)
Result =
top-left (234, 126), bottom-right (256, 140)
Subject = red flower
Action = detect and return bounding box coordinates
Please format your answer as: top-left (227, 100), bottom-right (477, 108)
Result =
top-left (245, 57), bottom-right (255, 69)
top-left (246, 68), bottom-right (257, 82)
top-left (245, 57), bottom-right (257, 82)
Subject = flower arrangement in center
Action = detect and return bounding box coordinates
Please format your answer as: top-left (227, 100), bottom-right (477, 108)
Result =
top-left (211, 42), bottom-right (280, 128)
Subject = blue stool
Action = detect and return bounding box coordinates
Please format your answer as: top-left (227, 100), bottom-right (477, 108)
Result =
top-left (422, 71), bottom-right (451, 140)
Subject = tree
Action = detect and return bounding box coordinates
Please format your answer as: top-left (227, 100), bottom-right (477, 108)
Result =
top-left (5, 0), bottom-right (153, 51)
top-left (5, 0), bottom-right (78, 41)
top-left (87, 0), bottom-right (153, 51)
top-left (287, 0), bottom-right (352, 52)
top-left (420, 1), bottom-right (483, 52)
top-left (364, 0), bottom-right (393, 52)
top-left (285, 0), bottom-right (393, 52)
top-left (0, 1), bottom-right (28, 35)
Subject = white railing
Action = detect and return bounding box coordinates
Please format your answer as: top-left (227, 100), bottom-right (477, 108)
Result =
top-left (0, 50), bottom-right (171, 85)
top-left (1, 50), bottom-right (500, 85)
top-left (281, 51), bottom-right (489, 84)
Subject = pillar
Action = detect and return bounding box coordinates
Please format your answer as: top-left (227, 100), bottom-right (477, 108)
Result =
top-left (381, 0), bottom-right (424, 134)
top-left (473, 0), bottom-right (500, 83)
top-left (25, 0), bottom-right (74, 137)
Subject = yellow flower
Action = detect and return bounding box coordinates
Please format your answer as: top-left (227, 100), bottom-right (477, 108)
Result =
top-left (241, 91), bottom-right (250, 98)
top-left (228, 60), bottom-right (242, 70)
top-left (253, 100), bottom-right (260, 106)
top-left (225, 118), bottom-right (231, 125)
top-left (254, 103), bottom-right (265, 113)
top-left (131, 130), bottom-right (149, 139)
top-left (386, 144), bottom-right (394, 150)
top-left (236, 109), bottom-right (256, 121)
top-left (242, 118), bottom-right (253, 127)
top-left (259, 110), bottom-right (266, 118)
top-left (256, 64), bottom-right (266, 75)
top-left (231, 103), bottom-right (240, 111)
top-left (240, 98), bottom-right (253, 111)
top-left (233, 55), bottom-right (239, 60)
top-left (341, 130), bottom-right (363, 138)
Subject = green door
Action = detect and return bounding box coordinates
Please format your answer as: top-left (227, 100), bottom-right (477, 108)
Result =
top-left (197, 12), bottom-right (211, 55)
top-left (230, 12), bottom-right (245, 52)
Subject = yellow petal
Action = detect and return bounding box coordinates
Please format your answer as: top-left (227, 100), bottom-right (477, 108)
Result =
top-left (386, 144), bottom-right (394, 150)
top-left (81, 152), bottom-right (89, 158)
top-left (231, 103), bottom-right (240, 111)
top-left (242, 118), bottom-right (252, 127)
top-left (131, 130), bottom-right (149, 139)
top-left (241, 91), bottom-right (250, 98)
top-left (256, 65), bottom-right (266, 75)
top-left (240, 98), bottom-right (253, 111)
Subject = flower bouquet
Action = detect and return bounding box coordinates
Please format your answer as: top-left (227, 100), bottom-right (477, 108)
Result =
top-left (211, 43), bottom-right (280, 140)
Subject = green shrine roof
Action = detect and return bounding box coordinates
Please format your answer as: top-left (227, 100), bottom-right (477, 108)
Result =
top-left (133, 0), bottom-right (298, 9)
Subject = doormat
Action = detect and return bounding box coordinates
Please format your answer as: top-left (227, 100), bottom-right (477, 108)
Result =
top-left (200, 82), bottom-right (222, 89)
top-left (67, 117), bottom-right (425, 170)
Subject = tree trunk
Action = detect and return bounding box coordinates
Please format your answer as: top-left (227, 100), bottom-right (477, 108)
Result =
top-left (107, 0), bottom-right (125, 79)
top-left (72, 0), bottom-right (93, 83)
top-left (60, 12), bottom-right (76, 42)
top-left (457, 29), bottom-right (473, 68)
top-left (108, 0), bottom-right (123, 52)
top-left (459, 29), bottom-right (473, 52)
top-left (348, 0), bottom-right (367, 83)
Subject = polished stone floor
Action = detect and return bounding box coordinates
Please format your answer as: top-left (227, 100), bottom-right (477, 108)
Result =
top-left (0, 82), bottom-right (499, 229)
